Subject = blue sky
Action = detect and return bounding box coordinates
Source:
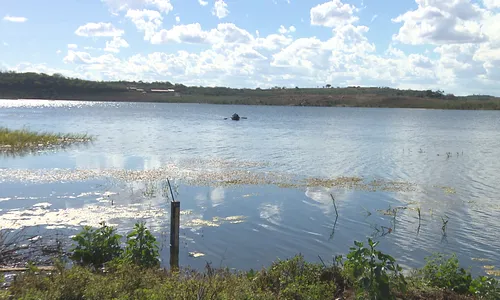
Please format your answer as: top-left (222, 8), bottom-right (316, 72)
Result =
top-left (1, 0), bottom-right (500, 95)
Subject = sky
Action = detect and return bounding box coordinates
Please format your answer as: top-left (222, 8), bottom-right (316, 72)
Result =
top-left (1, 0), bottom-right (500, 96)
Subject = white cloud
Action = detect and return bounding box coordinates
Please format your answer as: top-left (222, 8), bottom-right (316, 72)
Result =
top-left (63, 51), bottom-right (121, 69)
top-left (84, 46), bottom-right (103, 51)
top-left (8, 62), bottom-right (81, 79)
top-left (150, 23), bottom-right (256, 45)
top-left (254, 34), bottom-right (293, 50)
top-left (392, 0), bottom-right (487, 45)
top-left (3, 15), bottom-right (28, 23)
top-left (175, 16), bottom-right (180, 23)
top-left (102, 0), bottom-right (173, 13)
top-left (125, 9), bottom-right (163, 40)
top-left (2, 42), bottom-right (8, 46)
top-left (483, 0), bottom-right (500, 9)
top-left (310, 0), bottom-right (358, 28)
top-left (213, 0), bottom-right (229, 19)
top-left (56, 50), bottom-right (62, 54)
top-left (278, 25), bottom-right (296, 34)
top-left (151, 23), bottom-right (209, 44)
top-left (68, 44), bottom-right (78, 49)
top-left (104, 36), bottom-right (130, 53)
top-left (198, 0), bottom-right (208, 6)
top-left (75, 22), bottom-right (124, 37)
top-left (7, 0), bottom-right (500, 97)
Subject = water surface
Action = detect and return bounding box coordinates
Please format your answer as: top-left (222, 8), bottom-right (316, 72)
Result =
top-left (1, 100), bottom-right (500, 275)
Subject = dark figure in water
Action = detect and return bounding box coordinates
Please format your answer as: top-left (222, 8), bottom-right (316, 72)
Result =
top-left (231, 113), bottom-right (240, 121)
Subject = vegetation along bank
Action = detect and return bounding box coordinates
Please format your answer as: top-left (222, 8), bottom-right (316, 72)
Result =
top-left (2, 71), bottom-right (500, 110)
top-left (1, 222), bottom-right (499, 299)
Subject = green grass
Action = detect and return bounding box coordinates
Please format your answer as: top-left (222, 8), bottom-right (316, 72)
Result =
top-left (0, 127), bottom-right (92, 153)
top-left (2, 254), bottom-right (497, 300)
top-left (2, 222), bottom-right (499, 299)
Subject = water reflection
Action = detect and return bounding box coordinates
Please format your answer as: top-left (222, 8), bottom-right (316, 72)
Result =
top-left (0, 141), bottom-right (93, 159)
top-left (258, 203), bottom-right (282, 227)
top-left (210, 187), bottom-right (225, 207)
top-left (2, 101), bottom-right (500, 275)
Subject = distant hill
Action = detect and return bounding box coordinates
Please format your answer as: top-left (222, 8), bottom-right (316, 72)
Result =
top-left (1, 71), bottom-right (499, 110)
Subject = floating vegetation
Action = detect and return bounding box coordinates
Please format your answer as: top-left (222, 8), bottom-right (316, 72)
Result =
top-left (183, 215), bottom-right (247, 228)
top-left (188, 252), bottom-right (205, 258)
top-left (0, 203), bottom-right (166, 230)
top-left (184, 219), bottom-right (220, 228)
top-left (377, 206), bottom-right (404, 216)
top-left (435, 186), bottom-right (457, 194)
top-left (182, 157), bottom-right (270, 169)
top-left (0, 167), bottom-right (420, 194)
top-left (472, 258), bottom-right (493, 262)
top-left (212, 216), bottom-right (247, 224)
top-left (242, 193), bottom-right (258, 198)
top-left (0, 127), bottom-right (93, 155)
top-left (485, 269), bottom-right (500, 277)
top-left (306, 177), bottom-right (363, 189)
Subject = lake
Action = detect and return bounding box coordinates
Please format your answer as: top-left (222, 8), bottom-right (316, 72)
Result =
top-left (1, 99), bottom-right (500, 275)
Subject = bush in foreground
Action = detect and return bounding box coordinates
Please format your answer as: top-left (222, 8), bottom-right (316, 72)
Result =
top-left (2, 223), bottom-right (499, 300)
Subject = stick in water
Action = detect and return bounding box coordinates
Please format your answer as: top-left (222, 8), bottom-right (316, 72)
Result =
top-left (167, 178), bottom-right (175, 202)
top-left (330, 194), bottom-right (338, 218)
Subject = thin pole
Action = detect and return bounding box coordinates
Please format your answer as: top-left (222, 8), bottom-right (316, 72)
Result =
top-left (170, 201), bottom-right (180, 270)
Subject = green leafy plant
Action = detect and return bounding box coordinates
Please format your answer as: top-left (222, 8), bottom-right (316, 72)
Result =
top-left (344, 238), bottom-right (406, 299)
top-left (70, 221), bottom-right (122, 269)
top-left (253, 255), bottom-right (338, 299)
top-left (469, 276), bottom-right (500, 299)
top-left (420, 253), bottom-right (500, 298)
top-left (122, 222), bottom-right (160, 268)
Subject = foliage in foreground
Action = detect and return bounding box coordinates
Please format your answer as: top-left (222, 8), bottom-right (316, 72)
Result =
top-left (2, 223), bottom-right (499, 300)
top-left (70, 221), bottom-right (160, 270)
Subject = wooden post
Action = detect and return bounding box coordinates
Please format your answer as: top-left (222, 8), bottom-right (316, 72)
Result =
top-left (170, 200), bottom-right (180, 270)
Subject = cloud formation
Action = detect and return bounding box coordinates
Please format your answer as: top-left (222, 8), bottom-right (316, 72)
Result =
top-left (4, 0), bottom-right (500, 96)
top-left (75, 22), bottom-right (125, 37)
top-left (3, 15), bottom-right (28, 23)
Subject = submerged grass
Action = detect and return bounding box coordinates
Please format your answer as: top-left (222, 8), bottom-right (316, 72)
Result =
top-left (0, 127), bottom-right (92, 153)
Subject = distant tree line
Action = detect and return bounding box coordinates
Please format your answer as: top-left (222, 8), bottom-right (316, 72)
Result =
top-left (0, 71), bottom-right (497, 101)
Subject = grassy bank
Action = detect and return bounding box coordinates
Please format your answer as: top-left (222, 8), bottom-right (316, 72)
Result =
top-left (1, 222), bottom-right (499, 299)
top-left (0, 127), bottom-right (92, 154)
top-left (2, 71), bottom-right (500, 110)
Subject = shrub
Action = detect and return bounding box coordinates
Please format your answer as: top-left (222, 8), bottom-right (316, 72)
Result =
top-left (253, 255), bottom-right (338, 299)
top-left (343, 238), bottom-right (406, 299)
top-left (70, 221), bottom-right (122, 269)
top-left (420, 253), bottom-right (500, 299)
top-left (122, 222), bottom-right (160, 268)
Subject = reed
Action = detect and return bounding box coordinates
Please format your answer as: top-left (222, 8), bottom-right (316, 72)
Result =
top-left (0, 127), bottom-right (92, 152)
top-left (330, 194), bottom-right (338, 218)
top-left (441, 215), bottom-right (449, 235)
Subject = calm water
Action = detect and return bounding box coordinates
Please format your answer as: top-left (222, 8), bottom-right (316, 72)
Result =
top-left (1, 100), bottom-right (500, 274)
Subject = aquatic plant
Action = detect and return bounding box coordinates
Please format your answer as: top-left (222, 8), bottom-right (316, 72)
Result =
top-left (330, 194), bottom-right (339, 218)
top-left (0, 127), bottom-right (92, 154)
top-left (417, 206), bottom-right (422, 234)
top-left (441, 215), bottom-right (449, 235)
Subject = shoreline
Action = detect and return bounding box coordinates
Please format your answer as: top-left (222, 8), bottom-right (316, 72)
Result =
top-left (2, 96), bottom-right (500, 111)
top-left (2, 71), bottom-right (500, 110)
